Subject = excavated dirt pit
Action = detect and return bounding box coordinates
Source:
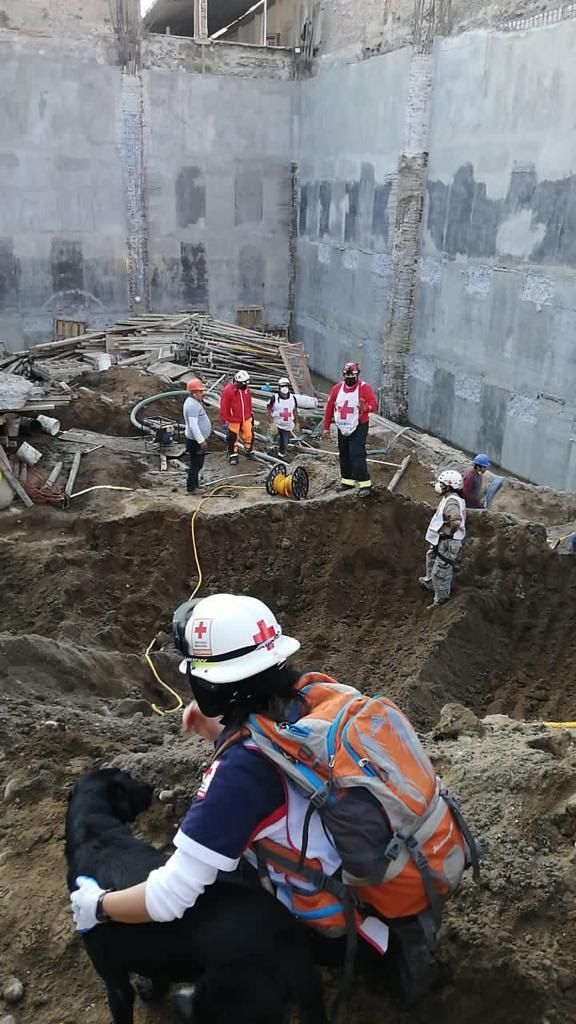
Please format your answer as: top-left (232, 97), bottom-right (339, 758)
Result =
top-left (2, 471), bottom-right (576, 1022)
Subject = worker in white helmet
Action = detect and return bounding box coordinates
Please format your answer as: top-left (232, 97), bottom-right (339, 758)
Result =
top-left (70, 594), bottom-right (466, 1003)
top-left (219, 371), bottom-right (254, 466)
top-left (419, 470), bottom-right (467, 608)
top-left (266, 378), bottom-right (300, 457)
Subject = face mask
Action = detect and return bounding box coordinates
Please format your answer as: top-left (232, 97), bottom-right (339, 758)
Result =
top-left (237, 383), bottom-right (248, 390)
top-left (279, 388), bottom-right (290, 398)
top-left (344, 376), bottom-right (357, 387)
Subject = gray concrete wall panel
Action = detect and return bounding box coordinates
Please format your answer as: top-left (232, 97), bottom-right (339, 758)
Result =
top-left (0, 47), bottom-right (129, 346)
top-left (410, 19), bottom-right (576, 488)
top-left (143, 70), bottom-right (293, 326)
top-left (294, 49), bottom-right (411, 391)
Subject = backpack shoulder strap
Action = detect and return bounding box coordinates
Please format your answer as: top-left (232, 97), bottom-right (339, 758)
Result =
top-left (212, 726), bottom-right (249, 762)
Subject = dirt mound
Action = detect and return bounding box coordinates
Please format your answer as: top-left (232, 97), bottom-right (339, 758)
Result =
top-left (1, 701), bottom-right (575, 1024)
top-left (4, 485), bottom-right (576, 1023)
top-left (58, 368), bottom-right (188, 436)
top-left (2, 492), bottom-right (576, 727)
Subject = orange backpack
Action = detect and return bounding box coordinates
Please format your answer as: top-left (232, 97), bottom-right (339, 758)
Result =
top-left (236, 673), bottom-right (481, 930)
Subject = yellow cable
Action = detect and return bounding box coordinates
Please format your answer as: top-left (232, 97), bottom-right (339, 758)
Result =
top-left (272, 473), bottom-right (295, 498)
top-left (148, 483), bottom-right (261, 716)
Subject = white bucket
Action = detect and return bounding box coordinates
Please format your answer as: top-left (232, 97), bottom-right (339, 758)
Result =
top-left (36, 414), bottom-right (61, 436)
top-left (16, 441), bottom-right (42, 466)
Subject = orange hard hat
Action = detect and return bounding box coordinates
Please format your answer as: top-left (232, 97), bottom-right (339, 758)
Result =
top-left (187, 378), bottom-right (206, 393)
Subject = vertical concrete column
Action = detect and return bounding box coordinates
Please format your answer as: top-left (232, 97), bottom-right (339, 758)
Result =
top-left (379, 0), bottom-right (450, 422)
top-left (194, 0), bottom-right (209, 39)
top-left (114, 0), bottom-right (150, 312)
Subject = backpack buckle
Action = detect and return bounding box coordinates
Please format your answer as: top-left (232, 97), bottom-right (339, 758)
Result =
top-left (310, 786), bottom-right (329, 809)
top-left (383, 835), bottom-right (403, 862)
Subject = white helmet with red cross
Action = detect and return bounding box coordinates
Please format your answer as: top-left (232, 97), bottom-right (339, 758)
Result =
top-left (178, 593), bottom-right (300, 684)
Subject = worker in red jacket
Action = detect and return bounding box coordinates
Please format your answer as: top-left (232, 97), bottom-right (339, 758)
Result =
top-left (323, 362), bottom-right (378, 496)
top-left (220, 371), bottom-right (254, 466)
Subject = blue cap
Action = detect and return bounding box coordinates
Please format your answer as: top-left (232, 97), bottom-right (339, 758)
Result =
top-left (474, 453), bottom-right (491, 468)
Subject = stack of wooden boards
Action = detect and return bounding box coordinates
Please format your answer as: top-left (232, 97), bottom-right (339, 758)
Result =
top-left (0, 313), bottom-right (316, 409)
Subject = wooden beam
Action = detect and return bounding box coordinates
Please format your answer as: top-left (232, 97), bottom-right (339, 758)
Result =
top-left (387, 454), bottom-right (411, 494)
top-left (0, 446), bottom-right (34, 507)
top-left (65, 453), bottom-right (82, 498)
top-left (41, 461), bottom-right (63, 492)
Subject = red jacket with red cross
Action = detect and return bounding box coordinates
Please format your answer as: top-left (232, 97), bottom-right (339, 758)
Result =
top-left (323, 380), bottom-right (378, 432)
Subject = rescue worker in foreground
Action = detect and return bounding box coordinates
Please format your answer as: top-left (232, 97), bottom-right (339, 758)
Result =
top-left (462, 453), bottom-right (491, 510)
top-left (419, 470), bottom-right (466, 608)
top-left (182, 378), bottom-right (211, 493)
top-left (219, 370), bottom-right (253, 466)
top-left (323, 362), bottom-right (378, 496)
top-left (266, 377), bottom-right (300, 457)
top-left (71, 594), bottom-right (479, 1006)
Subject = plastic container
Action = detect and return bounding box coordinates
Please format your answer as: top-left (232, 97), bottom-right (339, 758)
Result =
top-left (36, 414), bottom-right (61, 436)
top-left (16, 441), bottom-right (42, 466)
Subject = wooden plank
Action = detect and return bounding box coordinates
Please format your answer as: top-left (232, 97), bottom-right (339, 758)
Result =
top-left (0, 446), bottom-right (34, 507)
top-left (65, 453), bottom-right (82, 497)
top-left (387, 455), bottom-right (411, 493)
top-left (60, 429), bottom-right (150, 455)
top-left (279, 342), bottom-right (315, 397)
top-left (147, 360), bottom-right (190, 380)
top-left (40, 461), bottom-right (63, 492)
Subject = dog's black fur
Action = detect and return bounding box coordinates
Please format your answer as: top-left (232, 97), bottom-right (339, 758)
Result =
top-left (65, 768), bottom-right (327, 1024)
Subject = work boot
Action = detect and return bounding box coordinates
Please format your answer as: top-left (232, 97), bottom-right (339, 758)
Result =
top-left (228, 454), bottom-right (239, 466)
top-left (338, 483), bottom-right (356, 492)
top-left (245, 449), bottom-right (255, 459)
top-left (418, 577), bottom-right (433, 591)
top-left (357, 487), bottom-right (373, 500)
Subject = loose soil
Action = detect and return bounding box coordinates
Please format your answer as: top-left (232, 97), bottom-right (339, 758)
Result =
top-left (3, 367), bottom-right (576, 1024)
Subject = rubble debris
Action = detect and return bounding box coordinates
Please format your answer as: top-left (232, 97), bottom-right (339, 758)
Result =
top-left (2, 978), bottom-right (24, 1005)
top-left (0, 448), bottom-right (33, 508)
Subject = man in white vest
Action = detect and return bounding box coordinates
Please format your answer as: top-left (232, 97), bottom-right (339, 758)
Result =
top-left (419, 470), bottom-right (466, 608)
top-left (322, 361), bottom-right (378, 496)
top-left (266, 378), bottom-right (300, 457)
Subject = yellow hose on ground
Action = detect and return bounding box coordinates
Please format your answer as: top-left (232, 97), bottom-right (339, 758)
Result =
top-left (147, 484), bottom-right (260, 716)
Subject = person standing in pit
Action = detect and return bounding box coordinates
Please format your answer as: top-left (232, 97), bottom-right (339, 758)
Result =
top-left (220, 371), bottom-right (254, 466)
top-left (183, 378), bottom-right (211, 494)
top-left (266, 378), bottom-right (300, 458)
top-left (323, 362), bottom-right (378, 497)
top-left (462, 453), bottom-right (491, 509)
top-left (419, 470), bottom-right (466, 608)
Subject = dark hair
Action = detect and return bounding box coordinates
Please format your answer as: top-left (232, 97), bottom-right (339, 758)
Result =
top-left (190, 663), bottom-right (306, 728)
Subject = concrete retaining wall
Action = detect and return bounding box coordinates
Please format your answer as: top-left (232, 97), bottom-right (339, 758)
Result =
top-left (294, 49), bottom-right (410, 387)
top-left (409, 18), bottom-right (576, 488)
top-left (0, 28), bottom-right (294, 348)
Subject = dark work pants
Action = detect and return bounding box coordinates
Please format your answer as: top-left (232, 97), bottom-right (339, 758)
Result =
top-left (186, 437), bottom-right (205, 491)
top-left (337, 422), bottom-right (370, 483)
top-left (277, 428), bottom-right (291, 455)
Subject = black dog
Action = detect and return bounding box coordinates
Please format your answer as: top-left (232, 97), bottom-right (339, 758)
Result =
top-left (65, 767), bottom-right (327, 1024)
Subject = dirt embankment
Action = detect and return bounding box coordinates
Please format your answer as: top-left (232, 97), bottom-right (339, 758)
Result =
top-left (2, 488), bottom-right (576, 1023)
top-left (2, 492), bottom-right (576, 728)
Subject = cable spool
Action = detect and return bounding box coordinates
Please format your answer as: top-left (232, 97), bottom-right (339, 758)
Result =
top-left (266, 463), bottom-right (309, 501)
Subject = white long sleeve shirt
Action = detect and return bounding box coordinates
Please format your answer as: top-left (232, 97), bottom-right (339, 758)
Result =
top-left (183, 396), bottom-right (212, 444)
